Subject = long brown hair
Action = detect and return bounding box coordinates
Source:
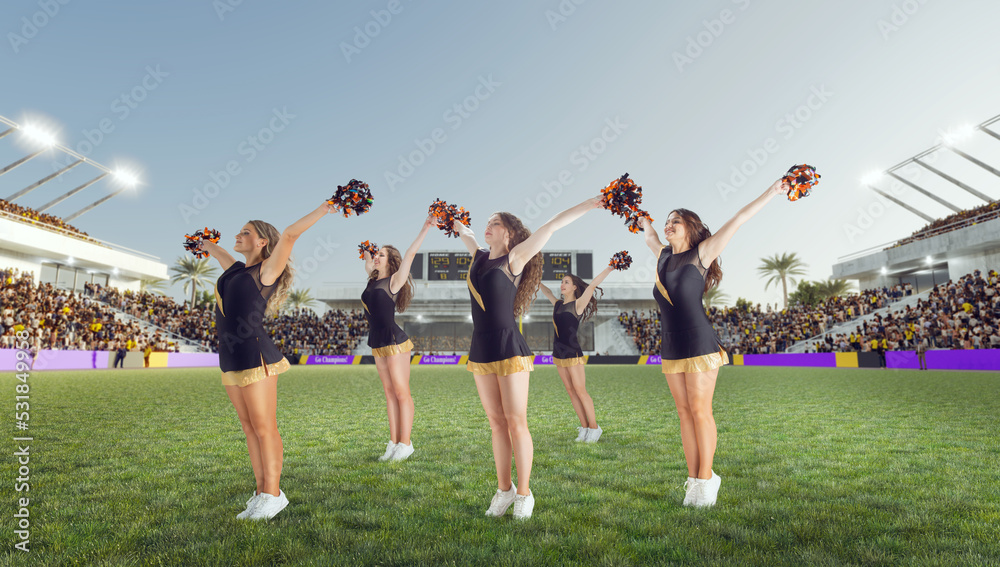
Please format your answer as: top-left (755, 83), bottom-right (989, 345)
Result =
top-left (668, 208), bottom-right (722, 292)
top-left (249, 220), bottom-right (294, 316)
top-left (564, 273), bottom-right (601, 322)
top-left (370, 244), bottom-right (414, 312)
top-left (493, 212), bottom-right (542, 317)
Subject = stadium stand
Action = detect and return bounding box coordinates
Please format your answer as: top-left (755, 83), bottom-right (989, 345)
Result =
top-left (889, 200), bottom-right (1000, 249)
top-left (0, 198), bottom-right (95, 241)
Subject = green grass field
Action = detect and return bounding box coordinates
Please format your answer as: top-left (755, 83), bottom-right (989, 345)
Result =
top-left (2, 364), bottom-right (999, 566)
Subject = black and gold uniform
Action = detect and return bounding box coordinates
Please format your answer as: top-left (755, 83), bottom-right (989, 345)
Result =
top-left (214, 261), bottom-right (290, 386)
top-left (361, 276), bottom-right (413, 357)
top-left (466, 249), bottom-right (534, 375)
top-left (552, 299), bottom-right (585, 367)
top-left (653, 246), bottom-right (729, 373)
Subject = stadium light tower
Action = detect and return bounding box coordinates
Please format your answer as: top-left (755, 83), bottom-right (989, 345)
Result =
top-left (0, 124), bottom-right (56, 178)
top-left (63, 171), bottom-right (139, 222)
top-left (936, 122), bottom-right (1000, 183)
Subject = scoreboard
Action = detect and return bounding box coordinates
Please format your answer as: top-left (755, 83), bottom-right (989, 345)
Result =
top-left (413, 251), bottom-right (592, 281)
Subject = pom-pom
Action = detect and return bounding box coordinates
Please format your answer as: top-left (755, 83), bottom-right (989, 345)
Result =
top-left (428, 198), bottom-right (471, 238)
top-left (782, 164), bottom-right (821, 202)
top-left (327, 179), bottom-right (374, 217)
top-left (358, 240), bottom-right (379, 260)
top-left (602, 173), bottom-right (652, 232)
top-left (183, 228), bottom-right (221, 259)
top-left (609, 251), bottom-right (633, 271)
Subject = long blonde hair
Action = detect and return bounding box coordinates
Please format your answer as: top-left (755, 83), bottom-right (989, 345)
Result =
top-left (369, 244), bottom-right (414, 312)
top-left (493, 212), bottom-right (542, 317)
top-left (249, 220), bottom-right (294, 316)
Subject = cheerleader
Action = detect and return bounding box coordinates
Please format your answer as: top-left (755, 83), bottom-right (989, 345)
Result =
top-left (199, 202), bottom-right (336, 520)
top-left (362, 215), bottom-right (435, 462)
top-left (452, 197), bottom-right (602, 519)
top-left (537, 264), bottom-right (616, 442)
top-left (637, 178), bottom-right (789, 508)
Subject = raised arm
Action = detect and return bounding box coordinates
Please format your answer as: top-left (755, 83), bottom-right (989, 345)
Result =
top-left (698, 178), bottom-right (788, 266)
top-left (363, 250), bottom-right (375, 277)
top-left (200, 240), bottom-right (237, 271)
top-left (575, 266), bottom-right (614, 313)
top-left (261, 201), bottom-right (336, 285)
top-left (453, 218), bottom-right (480, 257)
top-left (390, 215), bottom-right (436, 294)
top-left (638, 216), bottom-right (664, 257)
top-left (537, 280), bottom-right (558, 305)
top-left (509, 197), bottom-right (602, 274)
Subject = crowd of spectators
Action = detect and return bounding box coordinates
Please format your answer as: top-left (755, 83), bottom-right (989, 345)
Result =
top-left (0, 198), bottom-right (95, 241)
top-left (617, 273), bottom-right (1000, 356)
top-left (890, 200), bottom-right (1000, 249)
top-left (2, 269), bottom-right (369, 357)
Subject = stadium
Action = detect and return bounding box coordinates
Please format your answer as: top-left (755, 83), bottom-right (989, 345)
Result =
top-left (3, 3), bottom-right (1000, 565)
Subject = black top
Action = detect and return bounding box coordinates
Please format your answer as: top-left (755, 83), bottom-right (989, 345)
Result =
top-left (467, 249), bottom-right (533, 363)
top-left (215, 261), bottom-right (285, 372)
top-left (361, 276), bottom-right (410, 349)
top-left (653, 246), bottom-right (724, 360)
top-left (552, 299), bottom-right (583, 359)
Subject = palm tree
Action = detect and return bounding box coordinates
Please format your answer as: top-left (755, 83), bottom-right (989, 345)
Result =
top-left (815, 278), bottom-right (855, 300)
top-left (286, 288), bottom-right (317, 312)
top-left (139, 278), bottom-right (168, 295)
top-left (170, 256), bottom-right (218, 308)
top-left (703, 286), bottom-right (730, 308)
top-left (758, 252), bottom-right (808, 309)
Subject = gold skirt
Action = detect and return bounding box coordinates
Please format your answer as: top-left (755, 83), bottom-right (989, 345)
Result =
top-left (553, 356), bottom-right (585, 368)
top-left (467, 355), bottom-right (534, 376)
top-left (660, 349), bottom-right (729, 374)
top-left (221, 357), bottom-right (291, 387)
top-left (372, 339), bottom-right (414, 358)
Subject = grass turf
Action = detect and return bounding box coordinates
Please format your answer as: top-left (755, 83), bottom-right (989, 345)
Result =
top-left (2, 365), bottom-right (999, 566)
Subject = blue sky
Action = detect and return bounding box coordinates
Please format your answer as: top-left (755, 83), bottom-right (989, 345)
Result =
top-left (2, 0), bottom-right (1000, 306)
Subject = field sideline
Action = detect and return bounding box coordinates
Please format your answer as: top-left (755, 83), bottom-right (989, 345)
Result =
top-left (2, 365), bottom-right (998, 566)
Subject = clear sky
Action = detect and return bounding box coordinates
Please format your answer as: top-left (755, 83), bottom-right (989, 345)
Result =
top-left (3, 0), bottom-right (999, 307)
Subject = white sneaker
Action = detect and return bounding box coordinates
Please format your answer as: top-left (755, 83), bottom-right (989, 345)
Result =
top-left (248, 490), bottom-right (289, 520)
top-left (575, 427), bottom-right (589, 442)
top-left (693, 471), bottom-right (721, 508)
top-left (391, 442), bottom-right (414, 461)
top-left (236, 492), bottom-right (262, 519)
top-left (682, 477), bottom-right (697, 507)
top-left (378, 442), bottom-right (398, 462)
top-left (512, 491), bottom-right (535, 520)
top-left (485, 484), bottom-right (517, 517)
top-left (584, 425), bottom-right (603, 443)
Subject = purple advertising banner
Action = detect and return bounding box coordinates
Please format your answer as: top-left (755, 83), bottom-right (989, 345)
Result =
top-left (886, 351), bottom-right (920, 370)
top-left (0, 349), bottom-right (19, 371)
top-left (646, 355), bottom-right (662, 365)
top-left (742, 353), bottom-right (837, 368)
top-left (534, 355), bottom-right (554, 365)
top-left (32, 350), bottom-right (109, 370)
top-left (306, 355), bottom-right (357, 365)
top-left (419, 355), bottom-right (462, 365)
top-left (926, 349), bottom-right (1000, 371)
top-left (167, 352), bottom-right (221, 368)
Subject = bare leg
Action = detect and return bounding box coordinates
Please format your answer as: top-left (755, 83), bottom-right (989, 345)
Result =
top-left (225, 385), bottom-right (264, 495)
top-left (556, 366), bottom-right (588, 427)
top-left (685, 369), bottom-right (719, 479)
top-left (374, 356), bottom-right (400, 443)
top-left (386, 352), bottom-right (414, 445)
top-left (474, 373), bottom-right (512, 491)
top-left (665, 373), bottom-right (698, 478)
top-left (497, 371), bottom-right (532, 495)
top-left (567, 365), bottom-right (597, 428)
top-left (241, 375), bottom-right (282, 496)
